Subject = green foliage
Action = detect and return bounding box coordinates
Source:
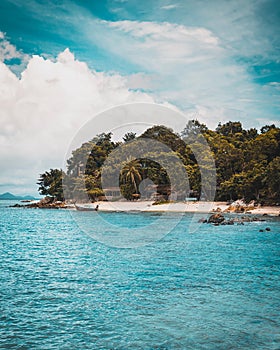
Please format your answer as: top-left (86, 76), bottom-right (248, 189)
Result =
top-left (216, 121), bottom-right (243, 136)
top-left (264, 157), bottom-right (280, 202)
top-left (39, 121), bottom-right (280, 204)
top-left (141, 125), bottom-right (186, 158)
top-left (120, 158), bottom-right (142, 199)
top-left (181, 119), bottom-right (208, 139)
top-left (123, 132), bottom-right (136, 142)
top-left (37, 169), bottom-right (64, 201)
top-left (66, 133), bottom-right (118, 177)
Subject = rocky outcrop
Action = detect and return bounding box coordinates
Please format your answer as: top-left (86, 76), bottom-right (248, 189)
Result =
top-left (207, 213), bottom-right (225, 224)
top-left (199, 212), bottom-right (266, 226)
top-left (224, 199), bottom-right (257, 213)
top-left (10, 197), bottom-right (68, 209)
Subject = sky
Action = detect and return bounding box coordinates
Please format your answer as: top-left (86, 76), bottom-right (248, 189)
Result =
top-left (0, 0), bottom-right (279, 196)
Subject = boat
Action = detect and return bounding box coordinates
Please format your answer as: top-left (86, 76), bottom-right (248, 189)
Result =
top-left (74, 203), bottom-right (99, 211)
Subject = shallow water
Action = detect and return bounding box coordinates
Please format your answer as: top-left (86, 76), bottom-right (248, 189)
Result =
top-left (0, 201), bottom-right (280, 349)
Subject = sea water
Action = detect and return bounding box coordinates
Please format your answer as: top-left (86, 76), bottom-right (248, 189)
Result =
top-left (0, 200), bottom-right (279, 349)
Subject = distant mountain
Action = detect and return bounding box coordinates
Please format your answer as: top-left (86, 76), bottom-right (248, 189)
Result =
top-left (0, 192), bottom-right (38, 200)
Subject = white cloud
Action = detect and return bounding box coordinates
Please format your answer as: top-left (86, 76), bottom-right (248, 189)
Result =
top-left (161, 4), bottom-right (179, 10)
top-left (6, 2), bottom-right (277, 127)
top-left (0, 32), bottom-right (29, 74)
top-left (0, 31), bottom-right (22, 61)
top-left (96, 19), bottom-right (279, 126)
top-left (107, 21), bottom-right (222, 66)
top-left (0, 49), bottom-right (156, 195)
top-left (0, 9), bottom-right (279, 194)
top-left (267, 82), bottom-right (280, 90)
top-left (126, 72), bottom-right (158, 90)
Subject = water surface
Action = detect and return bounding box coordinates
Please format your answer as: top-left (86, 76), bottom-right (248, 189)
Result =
top-left (0, 201), bottom-right (279, 349)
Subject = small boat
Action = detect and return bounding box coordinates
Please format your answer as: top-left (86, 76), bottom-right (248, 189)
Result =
top-left (74, 203), bottom-right (99, 211)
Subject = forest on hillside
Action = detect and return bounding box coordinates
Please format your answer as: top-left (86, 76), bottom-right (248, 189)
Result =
top-left (37, 120), bottom-right (280, 204)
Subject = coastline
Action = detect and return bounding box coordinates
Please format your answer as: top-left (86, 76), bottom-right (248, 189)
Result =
top-left (77, 201), bottom-right (280, 216)
top-left (7, 199), bottom-right (279, 216)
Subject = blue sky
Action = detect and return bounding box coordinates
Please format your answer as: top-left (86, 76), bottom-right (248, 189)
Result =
top-left (1, 0), bottom-right (280, 121)
top-left (0, 0), bottom-right (279, 195)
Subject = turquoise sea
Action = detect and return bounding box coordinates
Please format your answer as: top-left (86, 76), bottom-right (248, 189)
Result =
top-left (0, 200), bottom-right (280, 349)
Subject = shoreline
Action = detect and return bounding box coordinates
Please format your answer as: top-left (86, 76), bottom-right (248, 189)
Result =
top-left (75, 201), bottom-right (280, 216)
top-left (7, 199), bottom-right (280, 216)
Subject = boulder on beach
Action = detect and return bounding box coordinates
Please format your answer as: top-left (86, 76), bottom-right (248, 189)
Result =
top-left (224, 199), bottom-right (256, 213)
top-left (212, 207), bottom-right (222, 212)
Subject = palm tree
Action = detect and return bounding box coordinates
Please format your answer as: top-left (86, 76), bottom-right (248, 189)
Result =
top-left (121, 158), bottom-right (142, 193)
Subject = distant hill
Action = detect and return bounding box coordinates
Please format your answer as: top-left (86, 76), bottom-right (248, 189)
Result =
top-left (0, 192), bottom-right (38, 200)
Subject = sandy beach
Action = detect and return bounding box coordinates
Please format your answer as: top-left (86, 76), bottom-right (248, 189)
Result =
top-left (77, 201), bottom-right (280, 216)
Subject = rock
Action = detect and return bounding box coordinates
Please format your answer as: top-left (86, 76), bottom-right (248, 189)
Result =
top-left (10, 203), bottom-right (23, 208)
top-left (212, 207), bottom-right (221, 212)
top-left (225, 199), bottom-right (256, 213)
top-left (208, 213), bottom-right (225, 224)
top-left (198, 218), bottom-right (207, 223)
top-left (240, 216), bottom-right (250, 222)
top-left (232, 218), bottom-right (241, 222)
top-left (252, 216), bottom-right (265, 222)
top-left (10, 197), bottom-right (67, 209)
top-left (259, 229), bottom-right (264, 232)
top-left (248, 200), bottom-right (256, 207)
top-left (265, 227), bottom-right (271, 231)
top-left (221, 219), bottom-right (234, 225)
top-left (231, 216), bottom-right (266, 224)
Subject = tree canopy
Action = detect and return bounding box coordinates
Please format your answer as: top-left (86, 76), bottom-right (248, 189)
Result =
top-left (37, 169), bottom-right (65, 201)
top-left (38, 121), bottom-right (280, 204)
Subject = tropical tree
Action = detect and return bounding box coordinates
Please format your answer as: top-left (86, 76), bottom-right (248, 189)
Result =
top-left (216, 121), bottom-right (243, 137)
top-left (37, 169), bottom-right (64, 201)
top-left (38, 122), bottom-right (280, 204)
top-left (120, 158), bottom-right (142, 198)
top-left (181, 119), bottom-right (208, 140)
top-left (67, 132), bottom-right (118, 177)
top-left (141, 125), bottom-right (186, 158)
top-left (123, 132), bottom-right (136, 142)
top-left (264, 157), bottom-right (280, 202)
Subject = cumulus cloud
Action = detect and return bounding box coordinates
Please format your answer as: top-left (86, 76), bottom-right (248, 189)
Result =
top-left (0, 49), bottom-right (155, 195)
top-left (0, 32), bottom-right (21, 61)
top-left (0, 4), bottom-right (279, 194)
top-left (5, 1), bottom-right (277, 127)
top-left (0, 32), bottom-right (29, 74)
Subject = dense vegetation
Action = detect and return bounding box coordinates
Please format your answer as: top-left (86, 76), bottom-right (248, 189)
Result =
top-left (37, 121), bottom-right (280, 204)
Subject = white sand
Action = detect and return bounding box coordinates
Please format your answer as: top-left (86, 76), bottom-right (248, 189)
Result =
top-left (74, 201), bottom-right (280, 216)
top-left (249, 206), bottom-right (280, 216)
top-left (90, 200), bottom-right (218, 213)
